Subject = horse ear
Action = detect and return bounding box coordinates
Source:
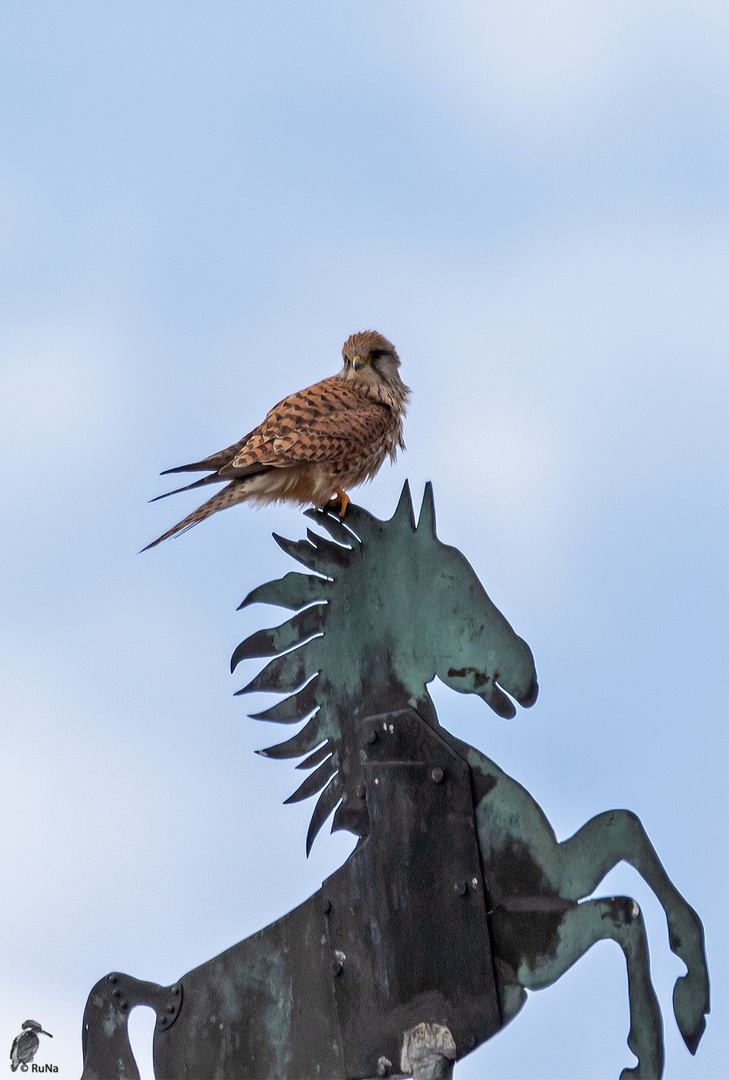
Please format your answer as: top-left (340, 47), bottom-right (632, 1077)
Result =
top-left (416, 482), bottom-right (437, 540)
top-left (390, 480), bottom-right (416, 532)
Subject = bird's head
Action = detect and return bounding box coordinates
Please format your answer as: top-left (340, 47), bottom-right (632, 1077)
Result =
top-left (21, 1021), bottom-right (52, 1037)
top-left (340, 330), bottom-right (404, 388)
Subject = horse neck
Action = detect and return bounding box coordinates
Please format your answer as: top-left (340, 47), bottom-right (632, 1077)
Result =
top-left (327, 675), bottom-right (438, 745)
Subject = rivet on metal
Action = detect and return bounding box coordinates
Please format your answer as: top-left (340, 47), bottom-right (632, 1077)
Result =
top-left (172, 984), bottom-right (181, 996)
top-left (321, 896), bottom-right (331, 914)
top-left (365, 730), bottom-right (377, 744)
top-left (108, 974), bottom-right (118, 985)
top-left (167, 1005), bottom-right (176, 1015)
top-left (332, 960), bottom-right (343, 977)
top-left (356, 783), bottom-right (366, 798)
top-left (119, 1001), bottom-right (128, 1012)
top-left (454, 880), bottom-right (467, 897)
top-left (430, 766), bottom-right (444, 783)
top-left (112, 989), bottom-right (121, 999)
top-left (376, 1056), bottom-right (392, 1077)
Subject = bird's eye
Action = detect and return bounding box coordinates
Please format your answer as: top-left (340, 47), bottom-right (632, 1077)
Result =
top-left (370, 350), bottom-right (384, 360)
top-left (345, 356), bottom-right (351, 366)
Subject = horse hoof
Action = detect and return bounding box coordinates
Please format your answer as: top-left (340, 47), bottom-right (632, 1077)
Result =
top-left (673, 974), bottom-right (709, 1054)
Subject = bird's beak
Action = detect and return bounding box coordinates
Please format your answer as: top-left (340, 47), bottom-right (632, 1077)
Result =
top-left (352, 355), bottom-right (365, 372)
top-left (40, 1030), bottom-right (52, 1038)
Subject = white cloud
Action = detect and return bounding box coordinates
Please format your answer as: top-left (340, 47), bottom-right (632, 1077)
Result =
top-left (400, 1), bottom-right (729, 139)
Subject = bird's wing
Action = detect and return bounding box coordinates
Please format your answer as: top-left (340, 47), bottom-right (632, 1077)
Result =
top-left (220, 378), bottom-right (390, 474)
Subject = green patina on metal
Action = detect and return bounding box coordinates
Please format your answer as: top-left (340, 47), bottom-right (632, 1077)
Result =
top-left (233, 481), bottom-right (537, 854)
top-left (79, 482), bottom-right (710, 1080)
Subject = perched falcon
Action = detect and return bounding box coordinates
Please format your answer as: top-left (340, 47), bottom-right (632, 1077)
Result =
top-left (143, 331), bottom-right (409, 549)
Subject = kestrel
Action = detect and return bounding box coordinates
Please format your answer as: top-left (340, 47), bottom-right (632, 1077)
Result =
top-left (143, 331), bottom-right (409, 549)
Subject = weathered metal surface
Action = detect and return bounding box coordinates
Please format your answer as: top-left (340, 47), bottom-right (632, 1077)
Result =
top-left (137, 707), bottom-right (501, 1080)
top-left (323, 710), bottom-right (500, 1079)
top-left (235, 481), bottom-right (538, 857)
top-left (81, 974), bottom-right (182, 1080)
top-left (79, 482), bottom-right (710, 1079)
top-left (152, 893), bottom-right (342, 1080)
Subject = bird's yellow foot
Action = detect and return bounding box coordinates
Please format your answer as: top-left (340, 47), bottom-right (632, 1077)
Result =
top-left (327, 488), bottom-right (350, 517)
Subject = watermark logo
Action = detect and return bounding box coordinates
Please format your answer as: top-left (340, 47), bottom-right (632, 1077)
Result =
top-left (9, 1021), bottom-right (56, 1073)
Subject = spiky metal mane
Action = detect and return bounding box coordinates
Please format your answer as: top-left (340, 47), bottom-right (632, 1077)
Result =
top-left (232, 484), bottom-right (427, 853)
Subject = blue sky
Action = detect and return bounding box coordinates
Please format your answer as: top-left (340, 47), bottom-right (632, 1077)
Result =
top-left (1, 3), bottom-right (727, 1077)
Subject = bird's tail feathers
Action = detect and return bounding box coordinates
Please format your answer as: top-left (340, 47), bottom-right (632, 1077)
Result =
top-left (160, 431), bottom-right (256, 476)
top-left (141, 481), bottom-right (247, 551)
top-left (161, 462), bottom-right (211, 475)
top-left (149, 472), bottom-right (223, 503)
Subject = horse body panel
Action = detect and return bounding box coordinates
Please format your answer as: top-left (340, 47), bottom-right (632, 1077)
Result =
top-left (153, 892), bottom-right (342, 1080)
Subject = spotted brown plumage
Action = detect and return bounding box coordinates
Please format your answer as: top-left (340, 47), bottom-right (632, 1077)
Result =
top-left (143, 331), bottom-right (409, 549)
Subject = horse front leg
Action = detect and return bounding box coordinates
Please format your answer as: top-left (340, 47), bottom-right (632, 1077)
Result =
top-left (491, 897), bottom-right (664, 1080)
top-left (554, 809), bottom-right (709, 1053)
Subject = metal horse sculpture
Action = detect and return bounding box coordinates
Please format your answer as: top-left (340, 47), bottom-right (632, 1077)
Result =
top-left (81, 483), bottom-right (709, 1080)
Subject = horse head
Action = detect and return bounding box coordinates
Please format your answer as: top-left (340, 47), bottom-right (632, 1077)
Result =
top-left (232, 482), bottom-right (538, 852)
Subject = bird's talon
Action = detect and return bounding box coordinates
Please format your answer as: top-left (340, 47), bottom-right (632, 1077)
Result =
top-left (328, 489), bottom-right (350, 517)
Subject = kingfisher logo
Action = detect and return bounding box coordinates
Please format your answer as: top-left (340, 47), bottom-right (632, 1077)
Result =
top-left (9, 1021), bottom-right (56, 1073)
